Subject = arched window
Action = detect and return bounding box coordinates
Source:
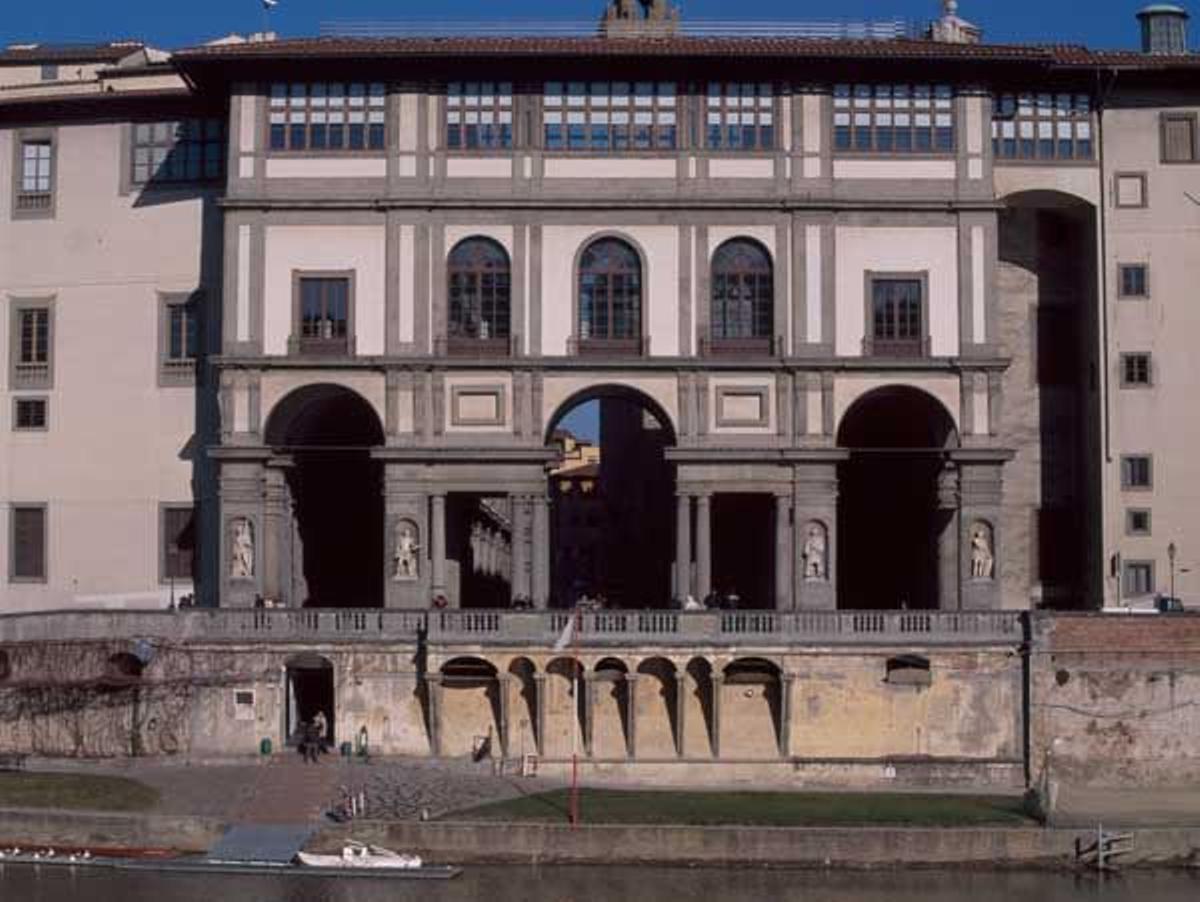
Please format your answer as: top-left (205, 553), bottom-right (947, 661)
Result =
top-left (578, 237), bottom-right (642, 354)
top-left (447, 237), bottom-right (511, 355)
top-left (710, 239), bottom-right (773, 353)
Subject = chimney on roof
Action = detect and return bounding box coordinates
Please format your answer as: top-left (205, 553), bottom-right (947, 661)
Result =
top-left (929, 0), bottom-right (981, 44)
top-left (1137, 4), bottom-right (1189, 54)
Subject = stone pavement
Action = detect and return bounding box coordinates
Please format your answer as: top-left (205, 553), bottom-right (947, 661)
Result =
top-left (1052, 784), bottom-right (1200, 828)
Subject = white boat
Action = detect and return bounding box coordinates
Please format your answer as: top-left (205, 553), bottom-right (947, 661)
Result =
top-left (296, 841), bottom-right (423, 870)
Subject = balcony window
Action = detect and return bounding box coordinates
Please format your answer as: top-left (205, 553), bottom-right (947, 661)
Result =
top-left (708, 238), bottom-right (774, 355)
top-left (867, 276), bottom-right (926, 358)
top-left (544, 81), bottom-right (676, 151)
top-left (447, 237), bottom-right (511, 355)
top-left (11, 301), bottom-right (54, 389)
top-left (294, 274), bottom-right (353, 356)
top-left (269, 82), bottom-right (386, 152)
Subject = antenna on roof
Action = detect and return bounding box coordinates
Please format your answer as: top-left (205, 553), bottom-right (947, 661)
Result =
top-left (259, 0), bottom-right (279, 43)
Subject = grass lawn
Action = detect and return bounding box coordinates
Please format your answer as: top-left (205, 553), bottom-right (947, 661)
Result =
top-left (0, 772), bottom-right (160, 812)
top-left (448, 788), bottom-right (1034, 827)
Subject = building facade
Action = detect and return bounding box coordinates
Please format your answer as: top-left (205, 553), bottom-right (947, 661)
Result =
top-left (3, 2), bottom-right (1199, 616)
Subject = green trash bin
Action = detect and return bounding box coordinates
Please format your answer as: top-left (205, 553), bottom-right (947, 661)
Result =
top-left (260, 737), bottom-right (273, 756)
top-left (340, 741), bottom-right (353, 758)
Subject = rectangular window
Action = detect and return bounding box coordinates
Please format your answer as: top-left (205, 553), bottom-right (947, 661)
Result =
top-left (1118, 264), bottom-right (1149, 298)
top-left (543, 81), bottom-right (677, 151)
top-left (704, 82), bottom-right (775, 151)
top-left (992, 92), bottom-right (1093, 161)
top-left (295, 274), bottom-right (352, 355)
top-left (834, 83), bottom-right (955, 154)
top-left (1121, 353), bottom-right (1153, 387)
top-left (162, 506), bottom-right (195, 582)
top-left (1126, 509), bottom-right (1152, 537)
top-left (446, 81), bottom-right (513, 150)
top-left (1123, 561), bottom-right (1155, 597)
top-left (11, 302), bottom-right (53, 389)
top-left (159, 294), bottom-right (199, 385)
top-left (869, 277), bottom-right (925, 357)
top-left (16, 139), bottom-right (53, 213)
top-left (269, 82), bottom-right (386, 152)
top-left (1115, 172), bottom-right (1148, 208)
top-left (1161, 113), bottom-right (1198, 163)
top-left (132, 119), bottom-right (225, 185)
top-left (13, 397), bottom-right (47, 431)
top-left (40, 64), bottom-right (58, 81)
top-left (1121, 455), bottom-right (1153, 490)
top-left (10, 505), bottom-right (46, 582)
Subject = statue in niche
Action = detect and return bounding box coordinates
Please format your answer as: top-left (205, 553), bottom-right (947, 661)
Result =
top-left (970, 523), bottom-right (995, 580)
top-left (230, 518), bottom-right (255, 580)
top-left (802, 523), bottom-right (828, 581)
top-left (392, 521), bottom-right (421, 581)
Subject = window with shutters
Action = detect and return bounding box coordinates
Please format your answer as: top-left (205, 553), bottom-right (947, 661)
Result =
top-left (1161, 113), bottom-right (1198, 163)
top-left (10, 299), bottom-right (54, 389)
top-left (161, 505), bottom-right (195, 582)
top-left (9, 505), bottom-right (47, 582)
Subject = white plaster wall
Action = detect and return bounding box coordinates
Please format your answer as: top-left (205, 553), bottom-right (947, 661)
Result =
top-left (708, 158), bottom-right (773, 179)
top-left (543, 158), bottom-right (675, 179)
top-left (1, 122), bottom-right (204, 612)
top-left (446, 158), bottom-right (512, 179)
top-left (834, 227), bottom-right (960, 358)
top-left (993, 166), bottom-right (1101, 206)
top-left (540, 225), bottom-right (679, 357)
top-left (264, 157), bottom-right (387, 179)
top-left (398, 224), bottom-right (415, 344)
top-left (444, 225), bottom-right (514, 259)
top-left (397, 94), bottom-right (419, 152)
top-left (832, 159), bottom-right (956, 180)
top-left (262, 225), bottom-right (387, 356)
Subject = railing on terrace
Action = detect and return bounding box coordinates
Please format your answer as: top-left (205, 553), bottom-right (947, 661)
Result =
top-left (0, 608), bottom-right (1023, 647)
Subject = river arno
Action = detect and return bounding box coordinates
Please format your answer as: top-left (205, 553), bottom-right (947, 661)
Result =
top-left (2, 865), bottom-right (1200, 901)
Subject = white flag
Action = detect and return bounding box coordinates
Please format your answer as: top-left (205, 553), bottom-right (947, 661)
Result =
top-left (262, 0), bottom-right (278, 9)
top-left (552, 613), bottom-right (576, 652)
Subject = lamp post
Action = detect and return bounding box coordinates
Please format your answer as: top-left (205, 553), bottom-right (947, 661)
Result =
top-left (1168, 542), bottom-right (1177, 601)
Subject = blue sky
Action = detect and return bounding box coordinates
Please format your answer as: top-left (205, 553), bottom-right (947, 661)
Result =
top-left (1, 1), bottom-right (1178, 49)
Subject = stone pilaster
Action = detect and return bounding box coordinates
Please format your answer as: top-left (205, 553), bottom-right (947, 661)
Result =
top-left (624, 674), bottom-right (638, 760)
top-left (511, 495), bottom-right (531, 603)
top-left (710, 672), bottom-right (724, 759)
top-left (778, 673), bottom-right (795, 758)
top-left (532, 493), bottom-right (550, 608)
top-left (695, 494), bottom-right (712, 601)
top-left (774, 494), bottom-right (792, 610)
top-left (937, 462), bottom-right (962, 611)
top-left (675, 493), bottom-right (692, 600)
top-left (674, 672), bottom-right (687, 758)
top-left (533, 673), bottom-right (547, 757)
top-left (431, 493), bottom-right (447, 601)
top-left (497, 674), bottom-right (512, 758)
top-left (426, 673), bottom-right (443, 757)
top-left (262, 462), bottom-right (293, 606)
top-left (793, 461), bottom-right (838, 610)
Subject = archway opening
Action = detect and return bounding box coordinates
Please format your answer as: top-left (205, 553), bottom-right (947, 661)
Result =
top-left (285, 653), bottom-right (333, 747)
top-left (265, 385), bottom-right (384, 608)
top-left (712, 494), bottom-right (775, 609)
top-left (837, 387), bottom-right (958, 610)
top-left (546, 386), bottom-right (676, 609)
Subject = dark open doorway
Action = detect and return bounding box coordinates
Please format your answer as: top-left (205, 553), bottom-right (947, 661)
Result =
top-left (837, 387), bottom-right (958, 610)
top-left (285, 653), bottom-right (334, 747)
top-left (265, 385), bottom-right (385, 608)
top-left (546, 386), bottom-right (676, 609)
top-left (712, 494), bottom-right (774, 609)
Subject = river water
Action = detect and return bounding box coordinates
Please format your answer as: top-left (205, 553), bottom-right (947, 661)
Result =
top-left (2, 865), bottom-right (1200, 901)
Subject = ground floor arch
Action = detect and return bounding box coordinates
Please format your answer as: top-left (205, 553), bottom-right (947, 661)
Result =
top-left (284, 652), bottom-right (333, 747)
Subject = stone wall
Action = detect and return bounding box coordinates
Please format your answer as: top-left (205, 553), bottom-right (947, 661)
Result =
top-left (1031, 614), bottom-right (1200, 786)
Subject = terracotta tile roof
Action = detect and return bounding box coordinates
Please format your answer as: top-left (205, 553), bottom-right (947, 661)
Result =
top-left (0, 42), bottom-right (143, 64)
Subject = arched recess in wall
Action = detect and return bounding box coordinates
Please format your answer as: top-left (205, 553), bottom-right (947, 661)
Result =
top-left (836, 385), bottom-right (959, 611)
top-left (264, 383), bottom-right (385, 608)
top-left (1000, 189), bottom-right (1101, 610)
top-left (543, 384), bottom-right (677, 610)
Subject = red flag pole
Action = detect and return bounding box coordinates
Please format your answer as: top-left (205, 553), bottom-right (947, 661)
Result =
top-left (569, 606), bottom-right (582, 827)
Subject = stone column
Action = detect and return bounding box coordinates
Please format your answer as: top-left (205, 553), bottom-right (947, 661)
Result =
top-left (774, 494), bottom-right (792, 610)
top-left (431, 493), bottom-right (447, 601)
top-left (793, 460), bottom-right (840, 611)
top-left (960, 460), bottom-right (1006, 611)
top-left (511, 495), bottom-right (531, 603)
top-left (936, 463), bottom-right (961, 611)
top-left (675, 494), bottom-right (692, 600)
top-left (533, 673), bottom-right (547, 756)
top-left (695, 494), bottom-right (713, 601)
top-left (710, 672), bottom-right (724, 759)
top-left (532, 493), bottom-right (551, 608)
top-left (625, 674), bottom-right (638, 760)
top-left (778, 673), bottom-right (795, 758)
top-left (674, 672), bottom-right (688, 758)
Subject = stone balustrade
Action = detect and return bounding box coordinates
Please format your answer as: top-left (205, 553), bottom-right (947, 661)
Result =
top-left (0, 608), bottom-right (1024, 647)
